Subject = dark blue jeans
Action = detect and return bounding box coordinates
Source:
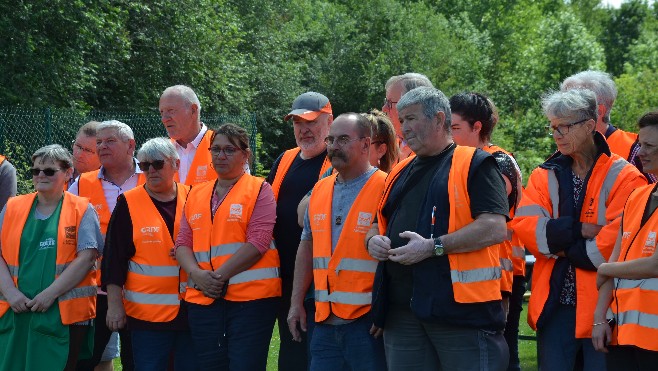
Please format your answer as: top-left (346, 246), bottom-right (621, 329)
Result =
top-left (187, 297), bottom-right (279, 371)
top-left (131, 329), bottom-right (197, 371)
top-left (504, 275), bottom-right (526, 371)
top-left (311, 315), bottom-right (386, 371)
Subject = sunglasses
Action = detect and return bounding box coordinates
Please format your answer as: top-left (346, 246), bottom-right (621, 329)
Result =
top-left (138, 160), bottom-right (166, 172)
top-left (31, 168), bottom-right (62, 177)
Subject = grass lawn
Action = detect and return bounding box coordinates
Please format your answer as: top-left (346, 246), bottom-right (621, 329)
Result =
top-left (115, 303), bottom-right (539, 370)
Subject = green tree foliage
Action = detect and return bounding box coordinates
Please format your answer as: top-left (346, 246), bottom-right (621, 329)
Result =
top-left (601, 0), bottom-right (652, 76)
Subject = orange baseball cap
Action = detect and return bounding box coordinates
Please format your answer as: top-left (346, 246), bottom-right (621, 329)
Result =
top-left (284, 92), bottom-right (332, 121)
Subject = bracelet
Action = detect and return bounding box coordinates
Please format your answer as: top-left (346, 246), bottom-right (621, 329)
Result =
top-left (592, 321), bottom-right (608, 327)
top-left (365, 235), bottom-right (375, 250)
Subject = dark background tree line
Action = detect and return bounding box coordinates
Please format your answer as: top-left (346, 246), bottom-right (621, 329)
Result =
top-left (1, 0), bottom-right (657, 178)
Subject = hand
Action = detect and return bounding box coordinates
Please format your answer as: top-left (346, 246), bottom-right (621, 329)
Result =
top-left (191, 269), bottom-right (224, 299)
top-left (5, 287), bottom-right (31, 313)
top-left (592, 321), bottom-right (612, 353)
top-left (287, 303), bottom-right (307, 342)
top-left (367, 235), bottom-right (392, 261)
top-left (388, 231), bottom-right (433, 265)
top-left (369, 324), bottom-right (383, 339)
top-left (26, 290), bottom-right (56, 313)
top-left (582, 223), bottom-right (604, 239)
top-left (106, 300), bottom-right (127, 331)
top-left (169, 247), bottom-right (177, 259)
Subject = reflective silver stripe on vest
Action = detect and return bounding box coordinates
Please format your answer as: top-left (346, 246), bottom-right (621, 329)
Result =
top-left (179, 282), bottom-right (187, 293)
top-left (514, 205), bottom-right (550, 218)
top-left (6, 264), bottom-right (18, 278)
top-left (59, 285), bottom-right (97, 301)
top-left (512, 245), bottom-right (526, 259)
top-left (314, 289), bottom-right (372, 305)
top-left (335, 258), bottom-right (378, 274)
top-left (585, 239), bottom-right (606, 268)
top-left (55, 263), bottom-right (69, 276)
top-left (451, 266), bottom-right (502, 284)
top-left (194, 242), bottom-right (243, 263)
top-left (313, 257), bottom-right (329, 270)
top-left (124, 289), bottom-right (180, 306)
top-left (500, 257), bottom-right (513, 272)
top-left (128, 261), bottom-right (179, 277)
top-left (614, 278), bottom-right (658, 291)
top-left (617, 310), bottom-right (658, 330)
top-left (597, 159), bottom-right (628, 225)
top-left (548, 171), bottom-right (560, 218)
top-left (229, 267), bottom-right (280, 285)
top-left (535, 217), bottom-right (552, 256)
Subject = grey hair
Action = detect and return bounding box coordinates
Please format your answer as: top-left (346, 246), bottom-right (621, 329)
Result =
top-left (97, 120), bottom-right (135, 142)
top-left (542, 89), bottom-right (598, 123)
top-left (397, 87), bottom-right (452, 131)
top-left (137, 137), bottom-right (179, 165)
top-left (77, 121), bottom-right (100, 138)
top-left (385, 73), bottom-right (434, 92)
top-left (560, 70), bottom-right (616, 123)
top-left (32, 144), bottom-right (73, 169)
top-left (162, 85), bottom-right (202, 114)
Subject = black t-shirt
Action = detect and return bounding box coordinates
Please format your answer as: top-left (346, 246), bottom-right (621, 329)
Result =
top-left (102, 191), bottom-right (188, 331)
top-left (384, 146), bottom-right (509, 306)
top-left (266, 150), bottom-right (327, 279)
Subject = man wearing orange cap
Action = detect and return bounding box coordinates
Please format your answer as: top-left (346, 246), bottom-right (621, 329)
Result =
top-left (267, 92), bottom-right (333, 371)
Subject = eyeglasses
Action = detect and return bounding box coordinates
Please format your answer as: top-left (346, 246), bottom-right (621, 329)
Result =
top-left (383, 98), bottom-right (398, 110)
top-left (71, 141), bottom-right (96, 155)
top-left (138, 160), bottom-right (166, 171)
top-left (209, 146), bottom-right (241, 157)
top-left (371, 140), bottom-right (384, 146)
top-left (546, 118), bottom-right (590, 137)
top-left (31, 168), bottom-right (62, 177)
top-left (324, 136), bottom-right (366, 147)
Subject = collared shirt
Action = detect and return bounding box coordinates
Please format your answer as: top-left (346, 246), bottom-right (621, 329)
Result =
top-left (68, 158), bottom-right (144, 214)
top-left (174, 124), bottom-right (207, 184)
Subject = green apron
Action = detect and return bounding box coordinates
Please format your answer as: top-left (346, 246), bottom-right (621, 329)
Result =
top-left (0, 198), bottom-right (71, 371)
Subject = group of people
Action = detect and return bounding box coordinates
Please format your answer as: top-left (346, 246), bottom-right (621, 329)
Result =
top-left (0, 69), bottom-right (657, 371)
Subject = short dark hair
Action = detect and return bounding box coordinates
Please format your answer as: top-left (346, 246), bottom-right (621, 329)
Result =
top-left (638, 111), bottom-right (658, 129)
top-left (449, 93), bottom-right (497, 143)
top-left (210, 123), bottom-right (252, 165)
top-left (77, 121), bottom-right (100, 138)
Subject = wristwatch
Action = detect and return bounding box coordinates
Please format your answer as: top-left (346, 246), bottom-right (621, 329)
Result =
top-left (433, 237), bottom-right (445, 256)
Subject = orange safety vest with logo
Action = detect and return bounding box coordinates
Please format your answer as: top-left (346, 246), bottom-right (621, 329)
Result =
top-left (610, 184), bottom-right (658, 351)
top-left (512, 152), bottom-right (645, 337)
top-left (482, 144), bottom-right (521, 293)
top-left (0, 192), bottom-right (97, 324)
top-left (310, 170), bottom-right (386, 322)
top-left (173, 129), bottom-right (217, 185)
top-left (184, 175), bottom-right (281, 304)
top-left (123, 183), bottom-right (190, 322)
top-left (78, 168), bottom-right (145, 285)
top-left (607, 129), bottom-right (638, 162)
top-left (378, 146), bottom-right (502, 303)
top-left (271, 147), bottom-right (331, 200)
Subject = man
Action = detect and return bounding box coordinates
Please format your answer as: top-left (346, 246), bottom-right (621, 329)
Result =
top-left (70, 121), bottom-right (102, 187)
top-left (561, 70), bottom-right (656, 182)
top-left (159, 85), bottom-right (216, 185)
top-left (266, 91), bottom-right (332, 371)
top-left (0, 154), bottom-right (17, 210)
top-left (382, 73), bottom-right (434, 159)
top-left (71, 120), bottom-right (145, 371)
top-left (367, 87), bottom-right (510, 370)
top-left (287, 113), bottom-right (386, 370)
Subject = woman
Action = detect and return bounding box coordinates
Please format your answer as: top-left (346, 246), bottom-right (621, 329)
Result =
top-left (449, 92), bottom-right (525, 370)
top-left (103, 137), bottom-right (195, 370)
top-left (0, 144), bottom-right (103, 371)
top-left (593, 111), bottom-right (658, 370)
top-left (510, 89), bottom-right (647, 370)
top-left (176, 123), bottom-right (280, 370)
top-left (363, 109), bottom-right (399, 173)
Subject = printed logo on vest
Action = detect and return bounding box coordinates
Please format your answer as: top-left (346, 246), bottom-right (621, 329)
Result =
top-left (357, 212), bottom-right (372, 227)
top-left (622, 231), bottom-right (631, 239)
top-left (196, 165), bottom-right (208, 179)
top-left (65, 226), bottom-right (76, 239)
top-left (643, 231), bottom-right (656, 255)
top-left (140, 226), bottom-right (160, 240)
top-left (93, 203), bottom-right (103, 212)
top-left (313, 213), bottom-right (326, 225)
top-left (190, 213), bottom-right (202, 223)
top-left (229, 204), bottom-right (243, 221)
top-left (39, 237), bottom-right (56, 250)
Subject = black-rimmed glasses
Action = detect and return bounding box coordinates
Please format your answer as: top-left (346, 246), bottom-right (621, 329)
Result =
top-left (546, 118), bottom-right (590, 137)
top-left (138, 160), bottom-right (166, 171)
top-left (31, 168), bottom-right (62, 176)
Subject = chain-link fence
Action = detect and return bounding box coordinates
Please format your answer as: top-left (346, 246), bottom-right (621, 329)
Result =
top-left (0, 107), bottom-right (257, 194)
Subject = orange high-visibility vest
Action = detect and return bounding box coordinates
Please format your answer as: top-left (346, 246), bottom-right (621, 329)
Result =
top-left (607, 129), bottom-right (638, 162)
top-left (378, 146), bottom-right (502, 303)
top-left (183, 176), bottom-right (281, 304)
top-left (610, 184), bottom-right (658, 351)
top-left (0, 192), bottom-right (97, 324)
top-left (512, 152), bottom-right (646, 337)
top-left (310, 170), bottom-right (386, 322)
top-left (0, 155), bottom-right (5, 164)
top-left (123, 183), bottom-right (190, 322)
top-left (173, 129), bottom-right (217, 185)
top-left (270, 147), bottom-right (331, 200)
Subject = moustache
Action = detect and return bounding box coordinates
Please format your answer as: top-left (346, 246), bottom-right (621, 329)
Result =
top-left (328, 150), bottom-right (347, 161)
